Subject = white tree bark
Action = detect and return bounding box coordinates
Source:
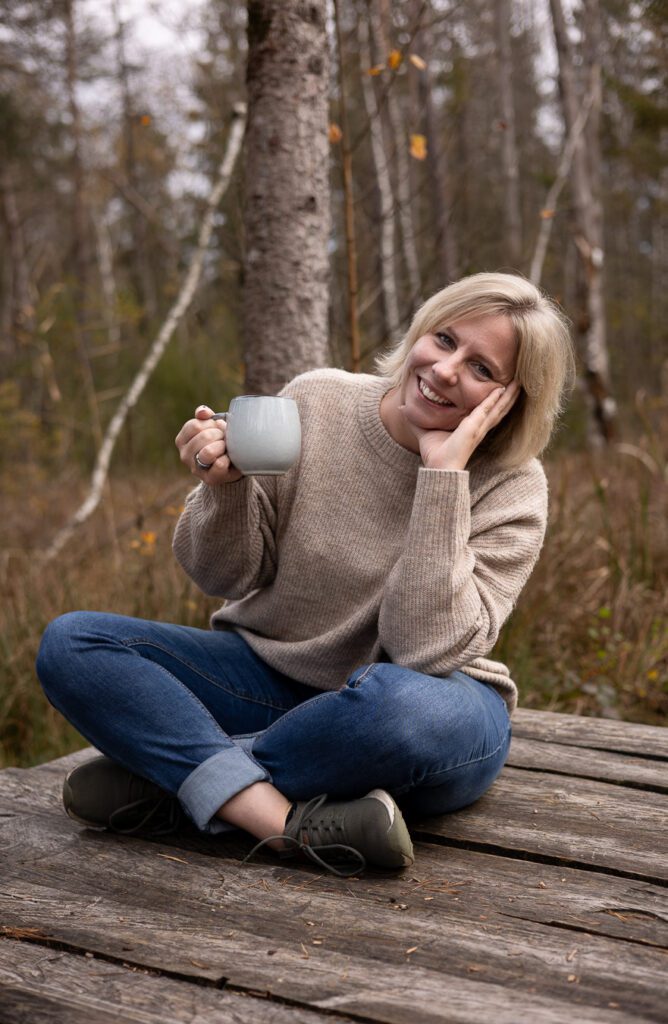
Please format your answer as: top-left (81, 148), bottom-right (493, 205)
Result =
top-left (550, 0), bottom-right (615, 443)
top-left (93, 206), bottom-right (121, 349)
top-left (494, 0), bottom-right (522, 267)
top-left (358, 13), bottom-right (400, 338)
top-left (529, 81), bottom-right (596, 286)
top-left (41, 105), bottom-right (246, 563)
top-left (372, 0), bottom-right (422, 318)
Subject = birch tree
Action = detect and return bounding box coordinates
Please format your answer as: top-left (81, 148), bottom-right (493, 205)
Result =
top-left (371, 0), bottom-right (422, 317)
top-left (243, 0), bottom-right (331, 395)
top-left (357, 12), bottom-right (400, 339)
top-left (549, 0), bottom-right (615, 443)
top-left (414, 0), bottom-right (457, 286)
top-left (494, 0), bottom-right (522, 267)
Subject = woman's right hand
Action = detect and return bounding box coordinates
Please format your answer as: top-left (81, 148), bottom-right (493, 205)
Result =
top-left (175, 405), bottom-right (243, 485)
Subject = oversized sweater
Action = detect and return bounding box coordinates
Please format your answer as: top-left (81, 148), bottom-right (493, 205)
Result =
top-left (172, 369), bottom-right (549, 715)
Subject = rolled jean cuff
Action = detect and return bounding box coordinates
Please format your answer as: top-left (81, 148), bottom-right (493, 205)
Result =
top-left (177, 745), bottom-right (270, 834)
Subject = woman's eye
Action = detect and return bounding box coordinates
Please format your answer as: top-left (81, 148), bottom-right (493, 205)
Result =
top-left (474, 363), bottom-right (493, 380)
top-left (435, 332), bottom-right (455, 348)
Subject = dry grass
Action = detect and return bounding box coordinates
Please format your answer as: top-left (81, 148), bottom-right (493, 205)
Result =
top-left (1, 429), bottom-right (666, 769)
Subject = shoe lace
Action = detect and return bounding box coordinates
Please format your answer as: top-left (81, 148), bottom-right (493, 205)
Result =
top-left (242, 795), bottom-right (366, 878)
top-left (108, 794), bottom-right (182, 837)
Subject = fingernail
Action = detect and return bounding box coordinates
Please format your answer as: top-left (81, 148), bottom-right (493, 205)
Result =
top-left (196, 404), bottom-right (208, 411)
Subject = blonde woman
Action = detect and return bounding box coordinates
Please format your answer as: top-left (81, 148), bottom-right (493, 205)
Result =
top-left (37, 273), bottom-right (575, 876)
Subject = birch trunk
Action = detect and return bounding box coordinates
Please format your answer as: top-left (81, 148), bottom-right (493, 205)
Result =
top-left (112, 0), bottom-right (158, 323)
top-left (358, 12), bottom-right (400, 339)
top-left (0, 166), bottom-right (33, 361)
top-left (414, 0), bottom-right (457, 285)
top-left (549, 0), bottom-right (615, 443)
top-left (372, 0), bottom-right (422, 317)
top-left (243, 0), bottom-right (330, 395)
top-left (494, 0), bottom-right (522, 268)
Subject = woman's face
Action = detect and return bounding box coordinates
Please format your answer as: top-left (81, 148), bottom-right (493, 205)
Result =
top-left (399, 313), bottom-right (518, 432)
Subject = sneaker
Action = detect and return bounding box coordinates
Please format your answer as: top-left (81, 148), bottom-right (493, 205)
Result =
top-left (63, 755), bottom-right (183, 837)
top-left (243, 789), bottom-right (414, 877)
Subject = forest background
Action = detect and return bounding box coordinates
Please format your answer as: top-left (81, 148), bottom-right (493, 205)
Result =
top-left (1, 0), bottom-right (666, 769)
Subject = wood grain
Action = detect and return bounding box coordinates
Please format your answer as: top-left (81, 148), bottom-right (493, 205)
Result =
top-left (410, 766), bottom-right (668, 882)
top-left (511, 710), bottom-right (668, 759)
top-left (2, 710), bottom-right (667, 1024)
top-left (507, 737), bottom-right (668, 792)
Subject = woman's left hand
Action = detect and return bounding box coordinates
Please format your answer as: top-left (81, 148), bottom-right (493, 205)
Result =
top-left (403, 381), bottom-right (521, 471)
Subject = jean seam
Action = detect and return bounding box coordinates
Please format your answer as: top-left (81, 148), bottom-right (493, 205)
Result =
top-left (122, 637), bottom-right (298, 713)
top-left (250, 688), bottom-right (337, 744)
top-left (350, 664), bottom-right (377, 688)
top-left (419, 725), bottom-right (511, 784)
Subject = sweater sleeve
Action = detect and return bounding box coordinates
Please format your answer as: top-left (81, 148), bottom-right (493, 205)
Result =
top-left (377, 463), bottom-right (548, 676)
top-left (172, 476), bottom-right (278, 599)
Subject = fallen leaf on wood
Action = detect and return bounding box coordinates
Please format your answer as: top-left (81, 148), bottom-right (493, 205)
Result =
top-left (566, 948), bottom-right (578, 962)
top-left (405, 946), bottom-right (418, 954)
top-left (156, 853), bottom-right (189, 864)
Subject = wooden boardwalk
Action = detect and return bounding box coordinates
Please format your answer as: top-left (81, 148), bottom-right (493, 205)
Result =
top-left (1, 709), bottom-right (666, 1023)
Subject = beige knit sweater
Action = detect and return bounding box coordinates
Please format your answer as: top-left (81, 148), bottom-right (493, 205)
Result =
top-left (173, 369), bottom-right (549, 714)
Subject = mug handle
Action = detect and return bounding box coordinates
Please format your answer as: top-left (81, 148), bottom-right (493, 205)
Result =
top-left (212, 412), bottom-right (228, 422)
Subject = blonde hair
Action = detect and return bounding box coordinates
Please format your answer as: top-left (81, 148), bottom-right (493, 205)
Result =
top-left (375, 272), bottom-right (576, 468)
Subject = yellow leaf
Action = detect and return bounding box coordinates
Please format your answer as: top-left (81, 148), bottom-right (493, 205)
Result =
top-left (141, 531), bottom-right (157, 544)
top-left (540, 208), bottom-right (555, 220)
top-left (140, 114), bottom-right (151, 126)
top-left (409, 133), bottom-right (427, 160)
top-left (410, 54), bottom-right (427, 70)
top-left (388, 49), bottom-right (402, 70)
top-left (367, 64), bottom-right (385, 76)
top-left (328, 123), bottom-right (343, 144)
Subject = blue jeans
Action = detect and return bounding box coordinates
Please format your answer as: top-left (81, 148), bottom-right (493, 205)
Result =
top-left (36, 612), bottom-right (511, 834)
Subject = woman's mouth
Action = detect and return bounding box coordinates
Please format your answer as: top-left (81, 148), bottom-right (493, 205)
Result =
top-left (417, 377), bottom-right (455, 407)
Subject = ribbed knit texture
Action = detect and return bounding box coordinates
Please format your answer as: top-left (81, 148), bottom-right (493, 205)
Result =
top-left (173, 369), bottom-right (549, 714)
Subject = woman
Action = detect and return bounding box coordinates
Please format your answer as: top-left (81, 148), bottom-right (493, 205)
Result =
top-left (37, 272), bottom-right (575, 876)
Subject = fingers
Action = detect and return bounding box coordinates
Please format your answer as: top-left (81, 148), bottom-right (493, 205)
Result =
top-left (175, 405), bottom-right (242, 483)
top-left (472, 381), bottom-right (521, 422)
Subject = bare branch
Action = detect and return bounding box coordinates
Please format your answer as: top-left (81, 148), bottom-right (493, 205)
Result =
top-left (41, 104), bottom-right (247, 564)
top-left (529, 81), bottom-right (596, 287)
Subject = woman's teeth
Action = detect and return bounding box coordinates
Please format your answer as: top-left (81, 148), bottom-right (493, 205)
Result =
top-left (418, 378), bottom-right (453, 406)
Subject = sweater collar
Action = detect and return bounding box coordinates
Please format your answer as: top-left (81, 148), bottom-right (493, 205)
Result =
top-left (359, 376), bottom-right (422, 477)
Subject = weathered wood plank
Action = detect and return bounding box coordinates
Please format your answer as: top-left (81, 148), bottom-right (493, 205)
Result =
top-left (4, 751), bottom-right (667, 882)
top-left (3, 808), bottom-right (666, 950)
top-left (507, 737), bottom-right (668, 792)
top-left (0, 937), bottom-right (330, 1024)
top-left (511, 710), bottom-right (668, 759)
top-left (1, 879), bottom-right (663, 1024)
top-left (411, 766), bottom-right (668, 882)
top-left (0, 936), bottom-right (638, 1024)
top-left (1, 815), bottom-right (666, 1022)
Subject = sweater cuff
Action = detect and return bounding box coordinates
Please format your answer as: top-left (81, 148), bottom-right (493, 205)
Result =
top-left (409, 468), bottom-right (471, 553)
top-left (196, 476), bottom-right (255, 516)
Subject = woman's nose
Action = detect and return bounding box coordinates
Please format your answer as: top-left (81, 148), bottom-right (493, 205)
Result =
top-left (433, 354), bottom-right (459, 384)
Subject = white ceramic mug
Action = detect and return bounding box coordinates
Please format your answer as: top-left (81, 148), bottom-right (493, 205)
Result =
top-left (212, 396), bottom-right (301, 475)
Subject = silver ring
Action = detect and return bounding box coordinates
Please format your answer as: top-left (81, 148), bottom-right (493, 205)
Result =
top-left (194, 451), bottom-right (213, 471)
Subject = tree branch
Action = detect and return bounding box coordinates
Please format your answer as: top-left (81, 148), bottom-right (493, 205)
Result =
top-left (41, 103), bottom-right (246, 564)
top-left (529, 79), bottom-right (596, 286)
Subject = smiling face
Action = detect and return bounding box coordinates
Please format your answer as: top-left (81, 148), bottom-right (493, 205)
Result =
top-left (398, 313), bottom-right (518, 434)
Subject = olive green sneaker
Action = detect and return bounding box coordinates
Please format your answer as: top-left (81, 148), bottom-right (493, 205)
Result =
top-left (244, 789), bottom-right (414, 877)
top-left (63, 755), bottom-right (183, 836)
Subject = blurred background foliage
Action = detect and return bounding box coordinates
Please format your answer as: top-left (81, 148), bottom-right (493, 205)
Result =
top-left (0, 0), bottom-right (666, 767)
